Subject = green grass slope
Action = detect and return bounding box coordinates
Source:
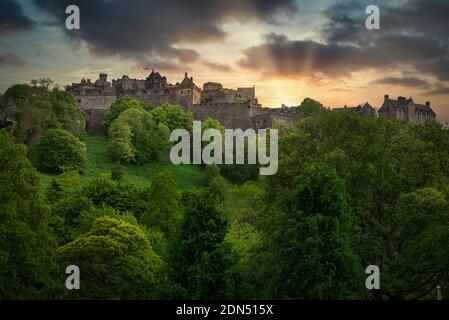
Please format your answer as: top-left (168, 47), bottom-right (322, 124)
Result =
top-left (39, 134), bottom-right (206, 190)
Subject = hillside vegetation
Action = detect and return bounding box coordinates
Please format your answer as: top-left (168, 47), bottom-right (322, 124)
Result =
top-left (38, 134), bottom-right (206, 190)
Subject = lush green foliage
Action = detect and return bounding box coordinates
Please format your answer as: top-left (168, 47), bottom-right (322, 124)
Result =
top-left (57, 216), bottom-right (162, 299)
top-left (140, 171), bottom-right (181, 238)
top-left (263, 163), bottom-right (362, 299)
top-left (267, 111), bottom-right (449, 299)
top-left (35, 129), bottom-right (87, 173)
top-left (0, 130), bottom-right (56, 299)
top-left (151, 103), bottom-right (193, 132)
top-left (1, 85), bottom-right (85, 145)
top-left (3, 88), bottom-right (449, 300)
top-left (38, 134), bottom-right (207, 190)
top-left (108, 107), bottom-right (170, 164)
top-left (296, 97), bottom-right (326, 113)
top-left (169, 189), bottom-right (237, 299)
top-left (102, 96), bottom-right (145, 130)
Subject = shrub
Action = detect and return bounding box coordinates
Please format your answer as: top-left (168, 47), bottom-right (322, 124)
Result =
top-left (103, 97), bottom-right (144, 130)
top-left (108, 108), bottom-right (170, 164)
top-left (36, 129), bottom-right (87, 173)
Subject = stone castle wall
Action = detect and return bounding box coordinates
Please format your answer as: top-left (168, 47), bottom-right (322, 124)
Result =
top-left (193, 103), bottom-right (255, 129)
top-left (252, 111), bottom-right (308, 128)
top-left (84, 108), bottom-right (108, 133)
top-left (75, 95), bottom-right (117, 110)
top-left (67, 72), bottom-right (306, 133)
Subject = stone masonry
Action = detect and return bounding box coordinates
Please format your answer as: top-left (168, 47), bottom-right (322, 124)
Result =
top-left (66, 72), bottom-right (437, 133)
top-left (66, 71), bottom-right (307, 133)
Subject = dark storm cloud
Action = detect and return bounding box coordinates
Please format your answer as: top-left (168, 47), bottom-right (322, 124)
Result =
top-left (203, 61), bottom-right (232, 72)
top-left (417, 58), bottom-right (449, 82)
top-left (33, 0), bottom-right (297, 65)
top-left (0, 0), bottom-right (36, 34)
top-left (239, 0), bottom-right (449, 82)
top-left (371, 77), bottom-right (430, 88)
top-left (238, 32), bottom-right (445, 79)
top-left (425, 87), bottom-right (449, 96)
top-left (0, 52), bottom-right (25, 66)
top-left (322, 0), bottom-right (449, 45)
top-left (239, 33), bottom-right (372, 78)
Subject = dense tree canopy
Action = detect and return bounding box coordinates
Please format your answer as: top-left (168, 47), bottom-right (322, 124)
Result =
top-left (0, 130), bottom-right (56, 299)
top-left (108, 107), bottom-right (170, 164)
top-left (35, 129), bottom-right (87, 173)
top-left (140, 171), bottom-right (181, 238)
top-left (169, 189), bottom-right (237, 299)
top-left (102, 96), bottom-right (145, 130)
top-left (1, 85), bottom-right (85, 146)
top-left (2, 84), bottom-right (449, 300)
top-left (265, 111), bottom-right (449, 299)
top-left (296, 98), bottom-right (326, 113)
top-left (151, 103), bottom-right (193, 132)
top-left (263, 163), bottom-right (362, 299)
top-left (57, 216), bottom-right (162, 299)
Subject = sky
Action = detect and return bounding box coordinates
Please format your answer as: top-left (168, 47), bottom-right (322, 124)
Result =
top-left (0, 0), bottom-right (448, 121)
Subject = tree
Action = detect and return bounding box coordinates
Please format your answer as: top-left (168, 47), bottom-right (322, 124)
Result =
top-left (1, 84), bottom-right (85, 145)
top-left (49, 195), bottom-right (96, 245)
top-left (296, 98), bottom-right (326, 113)
top-left (140, 171), bottom-right (181, 238)
top-left (46, 179), bottom-right (64, 203)
top-left (263, 163), bottom-right (362, 299)
top-left (50, 89), bottom-right (85, 137)
top-left (0, 130), bottom-right (56, 298)
top-left (108, 107), bottom-right (170, 164)
top-left (81, 177), bottom-right (148, 220)
top-left (4, 84), bottom-right (53, 145)
top-left (268, 110), bottom-right (449, 299)
top-left (56, 216), bottom-right (162, 299)
top-left (36, 78), bottom-right (54, 90)
top-left (111, 164), bottom-right (124, 181)
top-left (151, 103), bottom-right (193, 132)
top-left (35, 129), bottom-right (87, 173)
top-left (0, 93), bottom-right (5, 121)
top-left (378, 188), bottom-right (449, 299)
top-left (201, 117), bottom-right (224, 149)
top-left (223, 182), bottom-right (265, 298)
top-left (103, 97), bottom-right (144, 130)
top-left (107, 117), bottom-right (135, 163)
top-left (169, 189), bottom-right (237, 299)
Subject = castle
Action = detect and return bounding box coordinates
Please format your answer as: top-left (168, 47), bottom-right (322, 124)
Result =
top-left (66, 72), bottom-right (307, 133)
top-left (378, 95), bottom-right (436, 122)
top-left (66, 72), bottom-right (437, 133)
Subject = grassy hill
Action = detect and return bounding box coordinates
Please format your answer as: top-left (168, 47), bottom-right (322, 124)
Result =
top-left (38, 134), bottom-right (206, 190)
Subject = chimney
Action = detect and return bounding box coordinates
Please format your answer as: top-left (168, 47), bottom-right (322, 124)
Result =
top-left (384, 94), bottom-right (389, 100)
top-left (426, 101), bottom-right (430, 107)
top-left (185, 72), bottom-right (188, 78)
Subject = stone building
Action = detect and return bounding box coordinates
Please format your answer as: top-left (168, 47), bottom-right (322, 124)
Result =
top-left (334, 102), bottom-right (376, 117)
top-left (67, 72), bottom-right (437, 133)
top-left (378, 95), bottom-right (436, 123)
top-left (111, 70), bottom-right (202, 111)
top-left (66, 71), bottom-right (306, 133)
top-left (201, 82), bottom-right (256, 104)
top-left (66, 74), bottom-right (116, 110)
